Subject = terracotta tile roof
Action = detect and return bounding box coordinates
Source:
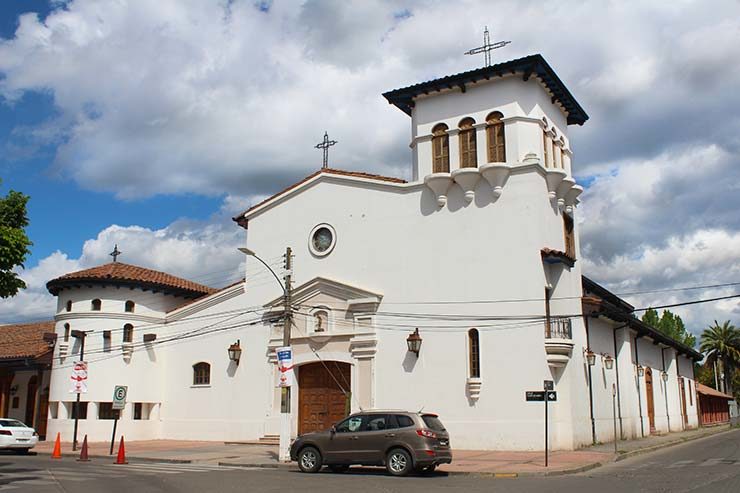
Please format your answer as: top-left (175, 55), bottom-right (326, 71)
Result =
top-left (0, 321), bottom-right (55, 360)
top-left (382, 54), bottom-right (589, 125)
top-left (47, 262), bottom-right (217, 298)
top-left (233, 168), bottom-right (406, 228)
top-left (696, 383), bottom-right (734, 400)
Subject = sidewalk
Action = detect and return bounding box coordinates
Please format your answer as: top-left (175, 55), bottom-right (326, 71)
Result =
top-left (33, 425), bottom-right (734, 476)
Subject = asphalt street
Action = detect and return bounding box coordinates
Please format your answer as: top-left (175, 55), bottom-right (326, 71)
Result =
top-left (2, 429), bottom-right (739, 492)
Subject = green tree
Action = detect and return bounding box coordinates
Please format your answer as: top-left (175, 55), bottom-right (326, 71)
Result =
top-left (641, 308), bottom-right (696, 347)
top-left (699, 320), bottom-right (740, 395)
top-left (0, 180), bottom-right (32, 298)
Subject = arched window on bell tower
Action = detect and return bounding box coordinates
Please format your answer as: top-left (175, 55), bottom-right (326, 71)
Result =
top-left (486, 112), bottom-right (506, 163)
top-left (458, 117), bottom-right (477, 168)
top-left (432, 123), bottom-right (450, 173)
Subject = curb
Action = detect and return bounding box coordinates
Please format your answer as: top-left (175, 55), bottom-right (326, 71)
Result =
top-left (34, 451), bottom-right (193, 464)
top-left (218, 461), bottom-right (293, 470)
top-left (612, 426), bottom-right (735, 463)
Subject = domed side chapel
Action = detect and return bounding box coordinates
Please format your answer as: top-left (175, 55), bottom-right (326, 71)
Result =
top-left (36, 54), bottom-right (701, 451)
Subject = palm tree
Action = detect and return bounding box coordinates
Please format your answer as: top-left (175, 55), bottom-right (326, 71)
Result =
top-left (700, 320), bottom-right (740, 394)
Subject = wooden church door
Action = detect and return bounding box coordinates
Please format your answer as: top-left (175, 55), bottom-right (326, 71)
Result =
top-left (645, 367), bottom-right (656, 432)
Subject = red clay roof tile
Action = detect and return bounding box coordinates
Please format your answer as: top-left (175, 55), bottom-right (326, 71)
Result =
top-left (0, 321), bottom-right (55, 360)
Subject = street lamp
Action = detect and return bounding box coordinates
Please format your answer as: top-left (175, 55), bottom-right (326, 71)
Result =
top-left (603, 354), bottom-right (614, 370)
top-left (238, 248), bottom-right (287, 296)
top-left (637, 365), bottom-right (645, 377)
top-left (585, 349), bottom-right (596, 366)
top-left (228, 340), bottom-right (242, 365)
top-left (661, 371), bottom-right (668, 382)
top-left (406, 328), bottom-right (422, 356)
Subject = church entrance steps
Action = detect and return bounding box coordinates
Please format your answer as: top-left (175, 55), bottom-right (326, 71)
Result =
top-left (224, 435), bottom-right (280, 446)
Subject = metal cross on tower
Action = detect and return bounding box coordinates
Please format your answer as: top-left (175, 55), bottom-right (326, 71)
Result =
top-left (315, 131), bottom-right (337, 169)
top-left (110, 244), bottom-right (122, 262)
top-left (464, 26), bottom-right (511, 67)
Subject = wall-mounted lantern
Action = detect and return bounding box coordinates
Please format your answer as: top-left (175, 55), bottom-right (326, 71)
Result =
top-left (585, 349), bottom-right (596, 366)
top-left (603, 354), bottom-right (614, 370)
top-left (661, 371), bottom-right (668, 382)
top-left (228, 340), bottom-right (242, 365)
top-left (637, 365), bottom-right (645, 377)
top-left (406, 328), bottom-right (422, 356)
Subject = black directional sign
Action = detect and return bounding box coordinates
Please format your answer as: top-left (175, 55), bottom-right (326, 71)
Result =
top-left (526, 390), bottom-right (557, 402)
top-left (526, 391), bottom-right (545, 401)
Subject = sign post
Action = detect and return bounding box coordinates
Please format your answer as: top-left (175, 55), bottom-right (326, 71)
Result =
top-left (526, 381), bottom-right (557, 467)
top-left (70, 358), bottom-right (88, 451)
top-left (110, 386), bottom-right (127, 455)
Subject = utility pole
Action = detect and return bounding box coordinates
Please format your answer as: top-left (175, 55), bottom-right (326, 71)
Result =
top-left (279, 247), bottom-right (293, 462)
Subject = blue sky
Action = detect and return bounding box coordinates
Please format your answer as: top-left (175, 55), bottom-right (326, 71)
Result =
top-left (1, 0), bottom-right (739, 330)
top-left (0, 1), bottom-right (222, 266)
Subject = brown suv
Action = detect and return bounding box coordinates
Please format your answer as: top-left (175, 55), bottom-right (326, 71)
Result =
top-left (289, 411), bottom-right (451, 476)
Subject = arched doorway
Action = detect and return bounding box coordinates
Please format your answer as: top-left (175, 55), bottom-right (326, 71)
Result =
top-left (25, 376), bottom-right (38, 427)
top-left (645, 367), bottom-right (656, 433)
top-left (298, 362), bottom-right (351, 435)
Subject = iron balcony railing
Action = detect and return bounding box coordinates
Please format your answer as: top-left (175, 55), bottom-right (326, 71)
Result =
top-left (545, 317), bottom-right (572, 339)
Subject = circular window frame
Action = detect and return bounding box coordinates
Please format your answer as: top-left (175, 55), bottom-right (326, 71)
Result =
top-left (308, 223), bottom-right (337, 257)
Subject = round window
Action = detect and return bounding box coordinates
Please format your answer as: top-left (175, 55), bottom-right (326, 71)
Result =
top-left (309, 224), bottom-right (336, 257)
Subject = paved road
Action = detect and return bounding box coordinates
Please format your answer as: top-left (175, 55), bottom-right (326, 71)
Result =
top-left (3, 429), bottom-right (739, 492)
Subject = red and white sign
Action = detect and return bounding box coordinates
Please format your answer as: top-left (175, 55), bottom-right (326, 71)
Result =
top-left (70, 361), bottom-right (88, 394)
top-left (276, 346), bottom-right (294, 388)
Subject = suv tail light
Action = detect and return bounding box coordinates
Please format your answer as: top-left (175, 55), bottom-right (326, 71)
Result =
top-left (0, 430), bottom-right (11, 436)
top-left (416, 429), bottom-right (437, 439)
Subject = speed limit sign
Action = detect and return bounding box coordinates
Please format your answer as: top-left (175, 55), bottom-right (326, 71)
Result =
top-left (112, 385), bottom-right (127, 410)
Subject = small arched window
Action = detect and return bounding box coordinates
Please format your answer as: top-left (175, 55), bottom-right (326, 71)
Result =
top-left (63, 323), bottom-right (70, 342)
top-left (431, 123), bottom-right (450, 173)
top-left (193, 362), bottom-right (211, 385)
top-left (125, 300), bottom-right (135, 313)
top-left (91, 299), bottom-right (102, 311)
top-left (66, 300), bottom-right (72, 312)
top-left (314, 310), bottom-right (328, 333)
top-left (486, 112), bottom-right (506, 163)
top-left (458, 118), bottom-right (477, 168)
top-left (468, 329), bottom-right (480, 378)
top-left (123, 324), bottom-right (134, 343)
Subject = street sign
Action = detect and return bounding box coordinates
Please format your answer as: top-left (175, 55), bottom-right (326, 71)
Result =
top-left (526, 391), bottom-right (546, 401)
top-left (526, 390), bottom-right (557, 401)
top-left (112, 385), bottom-right (127, 410)
top-left (70, 361), bottom-right (88, 394)
top-left (276, 346), bottom-right (294, 388)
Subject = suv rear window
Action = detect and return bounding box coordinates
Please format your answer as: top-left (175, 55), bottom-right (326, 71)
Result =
top-left (421, 414), bottom-right (446, 431)
top-left (393, 414), bottom-right (414, 428)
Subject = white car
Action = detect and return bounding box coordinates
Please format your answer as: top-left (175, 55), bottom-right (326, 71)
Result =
top-left (0, 419), bottom-right (39, 453)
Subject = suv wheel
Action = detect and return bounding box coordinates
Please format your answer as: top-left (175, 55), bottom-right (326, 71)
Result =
top-left (386, 448), bottom-right (412, 476)
top-left (298, 446), bottom-right (322, 473)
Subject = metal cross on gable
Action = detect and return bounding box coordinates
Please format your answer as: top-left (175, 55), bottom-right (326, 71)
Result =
top-left (315, 131), bottom-right (337, 169)
top-left (464, 26), bottom-right (511, 67)
top-left (110, 244), bottom-right (122, 263)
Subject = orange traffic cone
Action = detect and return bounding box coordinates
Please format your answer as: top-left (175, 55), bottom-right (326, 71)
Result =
top-left (77, 435), bottom-right (90, 462)
top-left (114, 436), bottom-right (128, 465)
top-left (51, 432), bottom-right (62, 459)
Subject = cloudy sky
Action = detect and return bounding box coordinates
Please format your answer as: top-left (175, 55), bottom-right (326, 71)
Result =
top-left (1, 0), bottom-right (738, 337)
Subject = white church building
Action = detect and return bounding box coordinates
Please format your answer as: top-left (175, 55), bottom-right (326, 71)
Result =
top-left (41, 54), bottom-right (702, 451)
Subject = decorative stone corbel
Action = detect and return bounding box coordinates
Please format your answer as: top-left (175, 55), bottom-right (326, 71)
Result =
top-left (556, 177), bottom-right (576, 209)
top-left (424, 173), bottom-right (454, 207)
top-left (564, 185), bottom-right (583, 214)
top-left (122, 342), bottom-right (134, 363)
top-left (479, 163), bottom-right (512, 199)
top-left (466, 377), bottom-right (482, 400)
top-left (451, 168), bottom-right (480, 203)
top-left (545, 168), bottom-right (567, 201)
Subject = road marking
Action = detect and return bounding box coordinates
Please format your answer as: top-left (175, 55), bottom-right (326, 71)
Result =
top-left (699, 458), bottom-right (736, 466)
top-left (667, 460), bottom-right (695, 468)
